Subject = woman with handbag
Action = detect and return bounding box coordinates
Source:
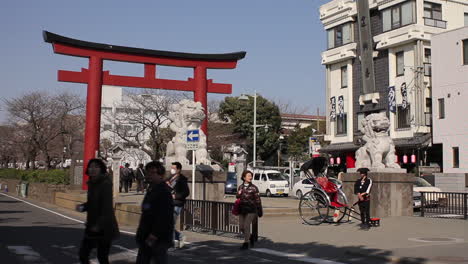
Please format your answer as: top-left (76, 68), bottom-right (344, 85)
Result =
top-left (236, 170), bottom-right (263, 250)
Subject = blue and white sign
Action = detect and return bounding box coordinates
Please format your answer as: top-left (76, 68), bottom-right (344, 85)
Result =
top-left (186, 129), bottom-right (200, 142)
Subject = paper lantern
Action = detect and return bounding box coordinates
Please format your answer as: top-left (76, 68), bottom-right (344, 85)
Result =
top-left (336, 157), bottom-right (341, 164)
top-left (411, 154), bottom-right (416, 163)
top-left (329, 157), bottom-right (334, 165)
top-left (403, 155), bottom-right (408, 164)
top-left (395, 155), bottom-right (399, 163)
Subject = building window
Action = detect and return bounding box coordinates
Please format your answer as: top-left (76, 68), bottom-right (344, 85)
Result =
top-left (396, 105), bottom-right (411, 129)
top-left (465, 13), bottom-right (468, 27)
top-left (424, 48), bottom-right (432, 76)
top-left (452, 147), bottom-right (459, 168)
top-left (396, 51), bottom-right (404, 76)
top-left (327, 23), bottom-right (353, 49)
top-left (341, 66), bottom-right (348, 88)
top-left (424, 2), bottom-right (442, 20)
top-left (424, 2), bottom-right (446, 28)
top-left (336, 113), bottom-right (347, 135)
top-left (438, 98), bottom-right (445, 119)
top-left (103, 124), bottom-right (112, 130)
top-left (464, 39), bottom-right (468, 65)
top-left (382, 1), bottom-right (415, 32)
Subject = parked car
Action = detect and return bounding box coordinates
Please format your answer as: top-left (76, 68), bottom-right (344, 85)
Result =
top-left (292, 178), bottom-right (313, 199)
top-left (413, 191), bottom-right (422, 209)
top-left (292, 177), bottom-right (343, 199)
top-left (413, 177), bottom-right (445, 207)
top-left (225, 172), bottom-right (237, 194)
top-left (251, 169), bottom-right (289, 197)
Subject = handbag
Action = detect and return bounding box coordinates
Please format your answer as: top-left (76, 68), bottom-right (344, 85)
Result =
top-left (232, 198), bottom-right (241, 216)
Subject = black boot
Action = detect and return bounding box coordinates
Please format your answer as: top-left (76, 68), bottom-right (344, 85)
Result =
top-left (240, 242), bottom-right (249, 250)
top-left (249, 235), bottom-right (255, 248)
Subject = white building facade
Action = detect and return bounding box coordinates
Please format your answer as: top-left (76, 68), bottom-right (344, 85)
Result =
top-left (431, 26), bottom-right (468, 174)
top-left (319, 0), bottom-right (468, 172)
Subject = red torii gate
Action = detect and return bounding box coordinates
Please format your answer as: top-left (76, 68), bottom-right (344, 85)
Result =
top-left (43, 31), bottom-right (245, 190)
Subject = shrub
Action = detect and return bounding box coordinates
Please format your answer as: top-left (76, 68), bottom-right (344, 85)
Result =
top-left (0, 169), bottom-right (70, 185)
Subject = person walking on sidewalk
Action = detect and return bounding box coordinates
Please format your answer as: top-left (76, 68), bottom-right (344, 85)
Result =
top-left (136, 161), bottom-right (174, 264)
top-left (354, 168), bottom-right (372, 228)
top-left (136, 163), bottom-right (146, 194)
top-left (77, 159), bottom-right (119, 264)
top-left (167, 162), bottom-right (190, 249)
top-left (237, 170), bottom-right (263, 250)
top-left (122, 163), bottom-right (134, 193)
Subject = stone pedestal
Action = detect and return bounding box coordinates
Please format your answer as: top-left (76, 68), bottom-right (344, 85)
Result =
top-left (343, 172), bottom-right (413, 217)
top-left (173, 167), bottom-right (226, 201)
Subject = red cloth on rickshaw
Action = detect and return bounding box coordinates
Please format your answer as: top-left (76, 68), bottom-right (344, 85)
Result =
top-left (316, 177), bottom-right (337, 194)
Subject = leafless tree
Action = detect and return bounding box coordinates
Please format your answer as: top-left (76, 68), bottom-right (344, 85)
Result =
top-left (0, 125), bottom-right (18, 168)
top-left (4, 92), bottom-right (85, 169)
top-left (101, 90), bottom-right (186, 160)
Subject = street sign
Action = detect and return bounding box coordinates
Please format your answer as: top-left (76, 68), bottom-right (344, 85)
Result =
top-left (187, 129), bottom-right (200, 142)
top-left (186, 129), bottom-right (199, 151)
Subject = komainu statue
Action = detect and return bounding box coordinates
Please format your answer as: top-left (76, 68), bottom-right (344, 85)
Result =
top-left (355, 113), bottom-right (400, 169)
top-left (165, 99), bottom-right (211, 166)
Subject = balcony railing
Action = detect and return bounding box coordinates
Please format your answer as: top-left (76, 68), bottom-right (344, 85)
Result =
top-left (424, 63), bottom-right (432, 76)
top-left (424, 17), bottom-right (447, 29)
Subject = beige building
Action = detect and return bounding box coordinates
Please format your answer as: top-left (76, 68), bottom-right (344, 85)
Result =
top-left (319, 0), bottom-right (468, 171)
top-left (431, 26), bottom-right (468, 174)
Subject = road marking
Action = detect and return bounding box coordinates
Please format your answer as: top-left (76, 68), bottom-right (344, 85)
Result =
top-left (113, 245), bottom-right (138, 256)
top-left (7, 246), bottom-right (51, 263)
top-left (252, 248), bottom-right (348, 264)
top-left (0, 192), bottom-right (136, 235)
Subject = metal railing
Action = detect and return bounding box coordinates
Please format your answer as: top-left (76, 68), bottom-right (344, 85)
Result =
top-left (420, 192), bottom-right (467, 220)
top-left (180, 199), bottom-right (258, 240)
top-left (424, 17), bottom-right (447, 29)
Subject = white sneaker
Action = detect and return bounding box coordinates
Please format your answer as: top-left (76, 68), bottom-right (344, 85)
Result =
top-left (179, 236), bottom-right (186, 249)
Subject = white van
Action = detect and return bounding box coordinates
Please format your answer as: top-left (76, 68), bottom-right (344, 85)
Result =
top-left (251, 169), bottom-right (289, 197)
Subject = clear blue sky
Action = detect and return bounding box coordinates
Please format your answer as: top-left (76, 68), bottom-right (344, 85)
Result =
top-left (0, 0), bottom-right (330, 122)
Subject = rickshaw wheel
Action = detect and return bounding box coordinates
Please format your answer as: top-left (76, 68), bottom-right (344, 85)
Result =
top-left (299, 190), bottom-right (329, 225)
top-left (334, 191), bottom-right (349, 223)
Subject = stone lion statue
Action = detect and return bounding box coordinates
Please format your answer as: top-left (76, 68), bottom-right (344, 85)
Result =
top-left (165, 99), bottom-right (211, 166)
top-left (355, 113), bottom-right (400, 169)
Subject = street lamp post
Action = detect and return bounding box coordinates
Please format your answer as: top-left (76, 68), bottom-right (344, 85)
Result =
top-left (239, 91), bottom-right (269, 169)
top-left (253, 90), bottom-right (257, 167)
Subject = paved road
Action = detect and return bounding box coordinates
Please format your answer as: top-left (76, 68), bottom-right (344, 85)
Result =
top-left (0, 193), bottom-right (359, 264)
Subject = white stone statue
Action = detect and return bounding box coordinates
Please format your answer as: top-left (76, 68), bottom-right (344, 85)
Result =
top-left (355, 113), bottom-right (400, 169)
top-left (165, 99), bottom-right (211, 166)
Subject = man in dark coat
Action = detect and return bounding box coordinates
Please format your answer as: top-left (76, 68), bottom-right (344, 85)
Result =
top-left (167, 162), bottom-right (190, 248)
top-left (136, 163), bottom-right (146, 194)
top-left (77, 159), bottom-right (119, 264)
top-left (122, 163), bottom-right (134, 193)
top-left (136, 161), bottom-right (174, 264)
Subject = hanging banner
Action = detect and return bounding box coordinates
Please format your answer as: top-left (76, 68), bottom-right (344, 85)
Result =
top-left (338, 95), bottom-right (344, 117)
top-left (388, 86), bottom-right (396, 113)
top-left (330, 96), bottom-right (336, 121)
top-left (401, 82), bottom-right (408, 109)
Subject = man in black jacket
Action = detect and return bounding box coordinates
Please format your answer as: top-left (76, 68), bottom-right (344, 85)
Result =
top-left (167, 162), bottom-right (190, 249)
top-left (136, 161), bottom-right (174, 264)
top-left (354, 167), bottom-right (372, 228)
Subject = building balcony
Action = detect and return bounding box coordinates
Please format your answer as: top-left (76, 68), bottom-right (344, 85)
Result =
top-left (424, 17), bottom-right (447, 29)
top-left (321, 42), bottom-right (357, 65)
